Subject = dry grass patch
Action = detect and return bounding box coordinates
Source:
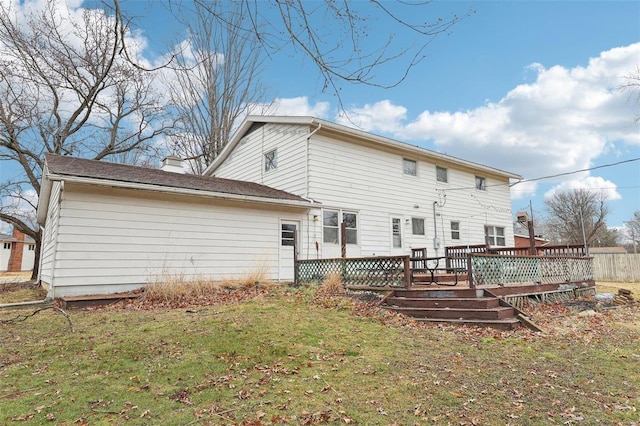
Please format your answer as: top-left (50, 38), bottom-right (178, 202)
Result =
top-left (315, 273), bottom-right (345, 297)
top-left (139, 273), bottom-right (278, 309)
top-left (596, 281), bottom-right (640, 299)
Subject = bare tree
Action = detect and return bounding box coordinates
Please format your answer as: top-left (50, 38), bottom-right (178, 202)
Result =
top-left (621, 65), bottom-right (640, 122)
top-left (624, 210), bottom-right (640, 253)
top-left (544, 189), bottom-right (609, 246)
top-left (188, 0), bottom-right (472, 107)
top-left (0, 0), bottom-right (174, 278)
top-left (165, 1), bottom-right (267, 173)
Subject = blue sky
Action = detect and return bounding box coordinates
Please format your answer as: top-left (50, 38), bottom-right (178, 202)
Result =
top-left (1, 0), bottom-right (639, 236)
top-left (123, 0), bottom-right (640, 231)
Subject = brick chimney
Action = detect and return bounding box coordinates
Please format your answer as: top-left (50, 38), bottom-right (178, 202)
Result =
top-left (7, 228), bottom-right (25, 272)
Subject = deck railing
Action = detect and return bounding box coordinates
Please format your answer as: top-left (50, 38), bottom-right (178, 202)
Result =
top-left (296, 256), bottom-right (410, 288)
top-left (470, 253), bottom-right (594, 287)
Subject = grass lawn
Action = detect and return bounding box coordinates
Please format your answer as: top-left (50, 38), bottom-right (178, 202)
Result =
top-left (1, 283), bottom-right (639, 425)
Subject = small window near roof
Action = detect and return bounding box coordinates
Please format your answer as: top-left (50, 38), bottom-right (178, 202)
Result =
top-left (436, 166), bottom-right (448, 183)
top-left (403, 159), bottom-right (417, 176)
top-left (264, 149), bottom-right (277, 172)
top-left (3, 242), bottom-right (11, 250)
top-left (475, 176), bottom-right (486, 191)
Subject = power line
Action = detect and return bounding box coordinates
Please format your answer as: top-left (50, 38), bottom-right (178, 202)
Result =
top-left (509, 157), bottom-right (640, 187)
top-left (442, 157), bottom-right (640, 192)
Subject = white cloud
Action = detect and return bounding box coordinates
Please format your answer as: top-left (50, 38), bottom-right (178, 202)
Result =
top-left (251, 96), bottom-right (330, 118)
top-left (544, 176), bottom-right (622, 202)
top-left (336, 100), bottom-right (407, 134)
top-left (339, 43), bottom-right (640, 202)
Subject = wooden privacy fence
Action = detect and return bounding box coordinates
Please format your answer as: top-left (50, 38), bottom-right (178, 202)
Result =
top-left (296, 256), bottom-right (410, 288)
top-left (470, 253), bottom-right (594, 287)
top-left (592, 253), bottom-right (640, 282)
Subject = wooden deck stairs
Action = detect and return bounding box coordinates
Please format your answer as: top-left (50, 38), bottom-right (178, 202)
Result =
top-left (381, 288), bottom-right (522, 330)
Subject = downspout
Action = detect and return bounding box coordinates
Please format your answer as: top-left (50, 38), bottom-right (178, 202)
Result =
top-left (306, 121), bottom-right (322, 259)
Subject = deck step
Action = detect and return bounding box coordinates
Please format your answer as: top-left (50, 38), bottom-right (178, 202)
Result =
top-left (385, 296), bottom-right (500, 309)
top-left (413, 317), bottom-right (521, 330)
top-left (385, 305), bottom-right (515, 320)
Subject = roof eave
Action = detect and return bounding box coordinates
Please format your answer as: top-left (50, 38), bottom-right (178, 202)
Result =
top-left (45, 173), bottom-right (320, 210)
top-left (209, 115), bottom-right (521, 180)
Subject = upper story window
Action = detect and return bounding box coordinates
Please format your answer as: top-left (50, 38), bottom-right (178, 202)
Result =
top-left (264, 149), bottom-right (277, 172)
top-left (485, 225), bottom-right (505, 246)
top-left (475, 176), bottom-right (486, 191)
top-left (412, 218), bottom-right (425, 235)
top-left (436, 166), bottom-right (448, 183)
top-left (451, 221), bottom-right (460, 240)
top-left (403, 159), bottom-right (417, 176)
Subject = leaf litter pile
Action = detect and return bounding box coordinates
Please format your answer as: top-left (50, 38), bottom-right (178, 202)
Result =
top-left (1, 279), bottom-right (638, 425)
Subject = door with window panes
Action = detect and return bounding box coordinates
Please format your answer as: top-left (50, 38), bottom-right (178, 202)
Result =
top-left (279, 220), bottom-right (300, 281)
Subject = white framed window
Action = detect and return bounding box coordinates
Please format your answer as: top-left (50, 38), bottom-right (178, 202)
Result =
top-left (392, 218), bottom-right (402, 248)
top-left (3, 242), bottom-right (11, 250)
top-left (323, 210), bottom-right (358, 245)
top-left (436, 166), bottom-right (448, 183)
top-left (451, 221), bottom-right (460, 240)
top-left (485, 225), bottom-right (505, 246)
top-left (412, 218), bottom-right (425, 235)
top-left (475, 176), bottom-right (486, 191)
top-left (264, 149), bottom-right (277, 172)
top-left (343, 212), bottom-right (358, 245)
top-left (323, 210), bottom-right (339, 244)
top-left (403, 158), bottom-right (417, 176)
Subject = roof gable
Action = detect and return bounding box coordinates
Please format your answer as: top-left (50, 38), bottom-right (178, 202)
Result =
top-left (205, 115), bottom-right (522, 180)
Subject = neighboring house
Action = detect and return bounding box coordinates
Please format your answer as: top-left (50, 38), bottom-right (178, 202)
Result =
top-left (36, 154), bottom-right (318, 297)
top-left (37, 115), bottom-right (520, 297)
top-left (1, 229), bottom-right (36, 272)
top-left (512, 222), bottom-right (548, 249)
top-left (206, 116), bottom-right (521, 260)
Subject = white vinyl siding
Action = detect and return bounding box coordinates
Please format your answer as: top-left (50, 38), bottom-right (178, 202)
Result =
top-left (213, 123), bottom-right (308, 197)
top-left (214, 121), bottom-right (515, 258)
top-left (306, 132), bottom-right (514, 256)
top-left (46, 183), bottom-right (306, 296)
top-left (39, 181), bottom-right (62, 285)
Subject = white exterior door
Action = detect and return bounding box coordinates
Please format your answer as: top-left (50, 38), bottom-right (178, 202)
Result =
top-left (279, 220), bottom-right (300, 281)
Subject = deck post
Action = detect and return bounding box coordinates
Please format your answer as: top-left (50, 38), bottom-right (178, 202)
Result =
top-left (403, 256), bottom-right (411, 288)
top-left (467, 253), bottom-right (475, 288)
top-left (293, 230), bottom-right (299, 285)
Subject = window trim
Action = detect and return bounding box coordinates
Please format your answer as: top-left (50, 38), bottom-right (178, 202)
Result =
top-left (451, 221), bottom-right (460, 240)
top-left (411, 217), bottom-right (425, 236)
top-left (484, 225), bottom-right (506, 246)
top-left (322, 209), bottom-right (359, 245)
top-left (436, 166), bottom-right (448, 183)
top-left (264, 148), bottom-right (278, 172)
top-left (403, 158), bottom-right (417, 176)
top-left (475, 175), bottom-right (486, 191)
top-left (391, 217), bottom-right (402, 248)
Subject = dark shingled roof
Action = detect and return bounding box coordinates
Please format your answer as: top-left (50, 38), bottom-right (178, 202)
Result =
top-left (44, 154), bottom-right (308, 203)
